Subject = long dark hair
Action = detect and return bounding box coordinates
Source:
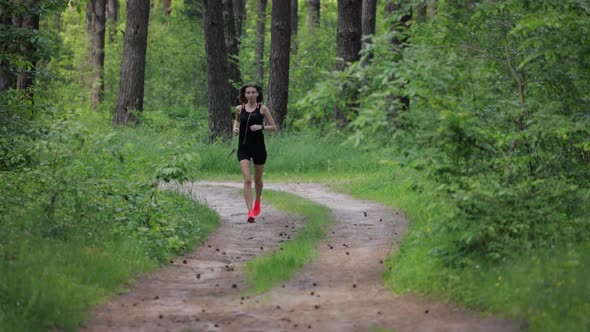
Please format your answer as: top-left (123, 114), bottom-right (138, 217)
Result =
top-left (238, 82), bottom-right (263, 104)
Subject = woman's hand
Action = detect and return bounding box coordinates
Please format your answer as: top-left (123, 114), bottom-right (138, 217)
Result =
top-left (233, 127), bottom-right (239, 135)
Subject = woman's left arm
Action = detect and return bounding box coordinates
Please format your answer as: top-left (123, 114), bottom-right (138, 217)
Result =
top-left (259, 105), bottom-right (278, 132)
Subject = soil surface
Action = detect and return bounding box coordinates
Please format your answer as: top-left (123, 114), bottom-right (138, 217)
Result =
top-left (81, 181), bottom-right (524, 332)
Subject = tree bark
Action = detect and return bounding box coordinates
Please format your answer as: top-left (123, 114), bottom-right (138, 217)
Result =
top-left (163, 0), bottom-right (172, 16)
top-left (223, 0), bottom-right (242, 104)
top-left (336, 0), bottom-right (362, 69)
top-left (428, 1), bottom-right (436, 18)
top-left (233, 0), bottom-right (245, 39)
top-left (267, 0), bottom-right (291, 130)
top-left (306, 0), bottom-right (320, 31)
top-left (361, 0), bottom-right (376, 63)
top-left (90, 0), bottom-right (107, 110)
top-left (106, 0), bottom-right (119, 42)
top-left (112, 0), bottom-right (150, 126)
top-left (291, 0), bottom-right (298, 53)
top-left (203, 0), bottom-right (232, 140)
top-left (0, 4), bottom-right (13, 91)
top-left (86, 1), bottom-right (93, 55)
top-left (254, 0), bottom-right (268, 85)
top-left (334, 0), bottom-right (362, 128)
top-left (14, 1), bottom-right (40, 93)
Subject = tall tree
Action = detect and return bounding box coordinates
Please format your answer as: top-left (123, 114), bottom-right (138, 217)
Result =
top-left (361, 0), bottom-right (376, 63)
top-left (203, 0), bottom-right (232, 139)
top-left (334, 0), bottom-right (362, 127)
top-left (14, 0), bottom-right (40, 93)
top-left (89, 0), bottom-right (107, 110)
top-left (254, 0), bottom-right (268, 85)
top-left (223, 0), bottom-right (241, 104)
top-left (290, 0), bottom-right (298, 52)
top-left (86, 1), bottom-right (93, 54)
top-left (163, 0), bottom-right (172, 16)
top-left (106, 0), bottom-right (119, 42)
top-left (112, 0), bottom-right (150, 126)
top-left (267, 0), bottom-right (291, 129)
top-left (233, 0), bottom-right (245, 38)
top-left (306, 0), bottom-right (320, 31)
top-left (0, 3), bottom-right (13, 91)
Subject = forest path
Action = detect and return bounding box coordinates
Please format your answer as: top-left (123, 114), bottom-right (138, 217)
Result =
top-left (81, 181), bottom-right (522, 332)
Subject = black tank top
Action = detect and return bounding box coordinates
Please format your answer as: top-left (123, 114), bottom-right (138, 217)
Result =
top-left (238, 103), bottom-right (265, 146)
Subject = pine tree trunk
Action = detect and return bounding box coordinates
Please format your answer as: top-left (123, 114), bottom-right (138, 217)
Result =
top-left (90, 0), bottom-right (107, 110)
top-left (361, 0), bottom-right (376, 63)
top-left (291, 0), bottom-right (298, 53)
top-left (306, 0), bottom-right (320, 31)
top-left (14, 2), bottom-right (40, 93)
top-left (233, 0), bottom-right (245, 39)
top-left (106, 0), bottom-right (119, 42)
top-left (334, 0), bottom-right (362, 128)
top-left (112, 0), bottom-right (150, 126)
top-left (223, 0), bottom-right (242, 104)
top-left (163, 0), bottom-right (172, 16)
top-left (203, 0), bottom-right (232, 140)
top-left (0, 4), bottom-right (12, 91)
top-left (254, 0), bottom-right (268, 85)
top-left (267, 0), bottom-right (291, 130)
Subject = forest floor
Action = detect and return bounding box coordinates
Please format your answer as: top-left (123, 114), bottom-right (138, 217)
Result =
top-left (81, 181), bottom-right (524, 332)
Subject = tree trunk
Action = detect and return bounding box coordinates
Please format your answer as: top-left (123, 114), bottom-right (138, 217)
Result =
top-left (291, 0), bottom-right (298, 53)
top-left (428, 1), bottom-right (436, 18)
top-left (267, 0), bottom-right (291, 130)
top-left (86, 0), bottom-right (93, 54)
top-left (334, 0), bottom-right (362, 128)
top-left (106, 0), bottom-right (119, 42)
top-left (90, 0), bottom-right (107, 110)
top-left (254, 0), bottom-right (268, 85)
top-left (203, 0), bottom-right (232, 140)
top-left (361, 0), bottom-right (376, 63)
top-left (0, 4), bottom-right (13, 91)
top-left (163, 0), bottom-right (172, 16)
top-left (223, 0), bottom-right (242, 104)
top-left (336, 0), bottom-right (362, 69)
top-left (13, 1), bottom-right (40, 93)
top-left (233, 0), bottom-right (245, 38)
top-left (112, 0), bottom-right (150, 126)
top-left (306, 0), bottom-right (320, 31)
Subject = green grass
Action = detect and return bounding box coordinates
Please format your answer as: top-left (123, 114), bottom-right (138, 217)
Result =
top-left (0, 234), bottom-right (154, 332)
top-left (337, 165), bottom-right (590, 332)
top-left (244, 190), bottom-right (333, 294)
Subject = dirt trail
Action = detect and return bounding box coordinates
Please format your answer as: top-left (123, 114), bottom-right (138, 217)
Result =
top-left (81, 181), bottom-right (523, 332)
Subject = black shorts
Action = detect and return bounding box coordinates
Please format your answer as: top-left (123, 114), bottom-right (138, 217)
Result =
top-left (237, 144), bottom-right (267, 165)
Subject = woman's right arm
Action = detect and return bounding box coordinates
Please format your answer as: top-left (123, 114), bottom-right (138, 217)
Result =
top-left (233, 105), bottom-right (241, 135)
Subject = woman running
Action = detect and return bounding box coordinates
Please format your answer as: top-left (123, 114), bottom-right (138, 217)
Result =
top-left (233, 83), bottom-right (277, 223)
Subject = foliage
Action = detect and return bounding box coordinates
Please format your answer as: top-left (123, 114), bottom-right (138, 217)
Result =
top-left (0, 108), bottom-right (219, 331)
top-left (342, 166), bottom-right (590, 332)
top-left (298, 0), bottom-right (590, 265)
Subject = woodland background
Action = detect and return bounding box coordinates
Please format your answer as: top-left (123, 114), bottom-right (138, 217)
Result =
top-left (0, 0), bottom-right (588, 331)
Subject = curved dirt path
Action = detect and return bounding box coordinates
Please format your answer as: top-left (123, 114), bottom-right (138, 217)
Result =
top-left (81, 181), bottom-right (523, 332)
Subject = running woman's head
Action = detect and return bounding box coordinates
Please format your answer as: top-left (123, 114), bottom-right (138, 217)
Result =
top-left (239, 82), bottom-right (263, 104)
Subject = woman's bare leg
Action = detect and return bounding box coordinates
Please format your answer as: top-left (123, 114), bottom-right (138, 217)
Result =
top-left (253, 163), bottom-right (265, 202)
top-left (239, 160), bottom-right (253, 212)
top-left (252, 164), bottom-right (265, 216)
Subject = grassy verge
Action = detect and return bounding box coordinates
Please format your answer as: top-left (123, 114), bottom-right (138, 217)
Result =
top-left (0, 191), bottom-right (219, 332)
top-left (336, 166), bottom-right (590, 332)
top-left (244, 190), bottom-right (333, 294)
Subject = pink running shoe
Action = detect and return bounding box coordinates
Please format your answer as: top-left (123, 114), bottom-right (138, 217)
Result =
top-left (252, 200), bottom-right (261, 217)
top-left (247, 210), bottom-right (256, 223)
